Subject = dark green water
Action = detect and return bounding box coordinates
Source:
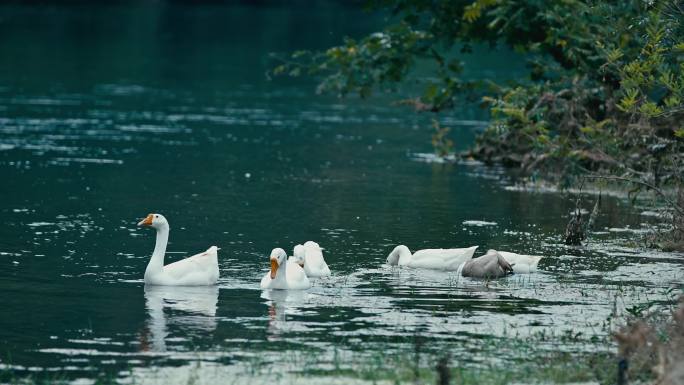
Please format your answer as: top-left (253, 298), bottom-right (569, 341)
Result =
top-left (0, 3), bottom-right (682, 384)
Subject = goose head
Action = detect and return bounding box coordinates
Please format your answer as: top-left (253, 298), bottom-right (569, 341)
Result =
top-left (292, 244), bottom-right (305, 268)
top-left (269, 248), bottom-right (287, 279)
top-left (303, 241), bottom-right (321, 250)
top-left (387, 245), bottom-right (410, 265)
top-left (138, 213), bottom-right (168, 229)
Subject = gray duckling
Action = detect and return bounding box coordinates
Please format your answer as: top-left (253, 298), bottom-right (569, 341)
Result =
top-left (461, 249), bottom-right (513, 279)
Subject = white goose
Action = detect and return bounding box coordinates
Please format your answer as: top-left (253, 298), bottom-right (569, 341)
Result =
top-left (138, 213), bottom-right (219, 286)
top-left (292, 241), bottom-right (331, 277)
top-left (496, 250), bottom-right (543, 273)
top-left (261, 248), bottom-right (310, 290)
top-left (386, 245), bottom-right (478, 271)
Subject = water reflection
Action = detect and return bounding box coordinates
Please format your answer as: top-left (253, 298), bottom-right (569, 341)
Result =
top-left (141, 285), bottom-right (219, 352)
top-left (261, 290), bottom-right (308, 340)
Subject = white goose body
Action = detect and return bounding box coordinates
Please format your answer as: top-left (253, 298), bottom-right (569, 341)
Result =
top-left (261, 248), bottom-right (310, 290)
top-left (292, 241), bottom-right (331, 277)
top-left (139, 213), bottom-right (219, 286)
top-left (496, 250), bottom-right (543, 273)
top-left (386, 245), bottom-right (478, 271)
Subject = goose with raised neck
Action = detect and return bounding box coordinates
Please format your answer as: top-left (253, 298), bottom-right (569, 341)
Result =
top-left (138, 213), bottom-right (219, 286)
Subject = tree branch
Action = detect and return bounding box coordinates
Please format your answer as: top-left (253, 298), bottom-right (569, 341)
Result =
top-left (583, 174), bottom-right (684, 217)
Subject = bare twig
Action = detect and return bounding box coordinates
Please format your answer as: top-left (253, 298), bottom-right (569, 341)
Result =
top-left (584, 174), bottom-right (684, 217)
top-left (587, 192), bottom-right (602, 232)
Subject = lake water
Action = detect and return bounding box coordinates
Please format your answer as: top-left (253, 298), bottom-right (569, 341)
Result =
top-left (0, 3), bottom-right (682, 384)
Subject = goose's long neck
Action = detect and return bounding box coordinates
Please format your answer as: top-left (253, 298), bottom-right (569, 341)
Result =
top-left (388, 245), bottom-right (412, 266)
top-left (396, 245), bottom-right (412, 265)
top-left (146, 224), bottom-right (169, 275)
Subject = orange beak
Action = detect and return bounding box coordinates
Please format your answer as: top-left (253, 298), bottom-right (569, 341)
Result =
top-left (270, 258), bottom-right (279, 279)
top-left (138, 214), bottom-right (154, 226)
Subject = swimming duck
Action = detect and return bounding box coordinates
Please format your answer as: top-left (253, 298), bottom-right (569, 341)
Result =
top-left (292, 241), bottom-right (331, 277)
top-left (261, 248), bottom-right (311, 290)
top-left (138, 213), bottom-right (219, 286)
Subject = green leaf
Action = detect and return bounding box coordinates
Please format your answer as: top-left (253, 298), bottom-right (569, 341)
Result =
top-left (580, 126), bottom-right (595, 134)
top-left (500, 107), bottom-right (527, 122)
top-left (423, 83), bottom-right (439, 101)
top-left (638, 102), bottom-right (662, 117)
top-left (606, 48), bottom-right (623, 63)
top-left (463, 4), bottom-right (481, 23)
top-left (664, 96), bottom-right (680, 109)
top-left (617, 88), bottom-right (639, 112)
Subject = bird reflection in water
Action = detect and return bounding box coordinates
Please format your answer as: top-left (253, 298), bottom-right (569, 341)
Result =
top-left (261, 289), bottom-right (307, 340)
top-left (139, 285), bottom-right (219, 352)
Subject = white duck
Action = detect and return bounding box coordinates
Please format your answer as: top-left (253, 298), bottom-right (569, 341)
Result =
top-left (496, 250), bottom-right (543, 273)
top-left (292, 241), bottom-right (331, 277)
top-left (386, 245), bottom-right (478, 271)
top-left (138, 213), bottom-right (219, 286)
top-left (261, 248), bottom-right (310, 290)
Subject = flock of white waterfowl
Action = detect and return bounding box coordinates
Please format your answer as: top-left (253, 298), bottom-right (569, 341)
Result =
top-left (137, 213), bottom-right (543, 287)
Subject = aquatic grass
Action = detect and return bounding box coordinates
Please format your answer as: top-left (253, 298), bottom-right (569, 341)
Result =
top-left (226, 292), bottom-right (683, 384)
top-left (252, 320), bottom-right (618, 380)
top-left (0, 325), bottom-right (639, 385)
top-left (288, 341), bottom-right (619, 385)
top-left (0, 371), bottom-right (117, 385)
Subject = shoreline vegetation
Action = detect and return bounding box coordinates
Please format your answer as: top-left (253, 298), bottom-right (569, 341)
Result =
top-left (272, 0), bottom-right (684, 252)
top-left (270, 1), bottom-right (684, 384)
